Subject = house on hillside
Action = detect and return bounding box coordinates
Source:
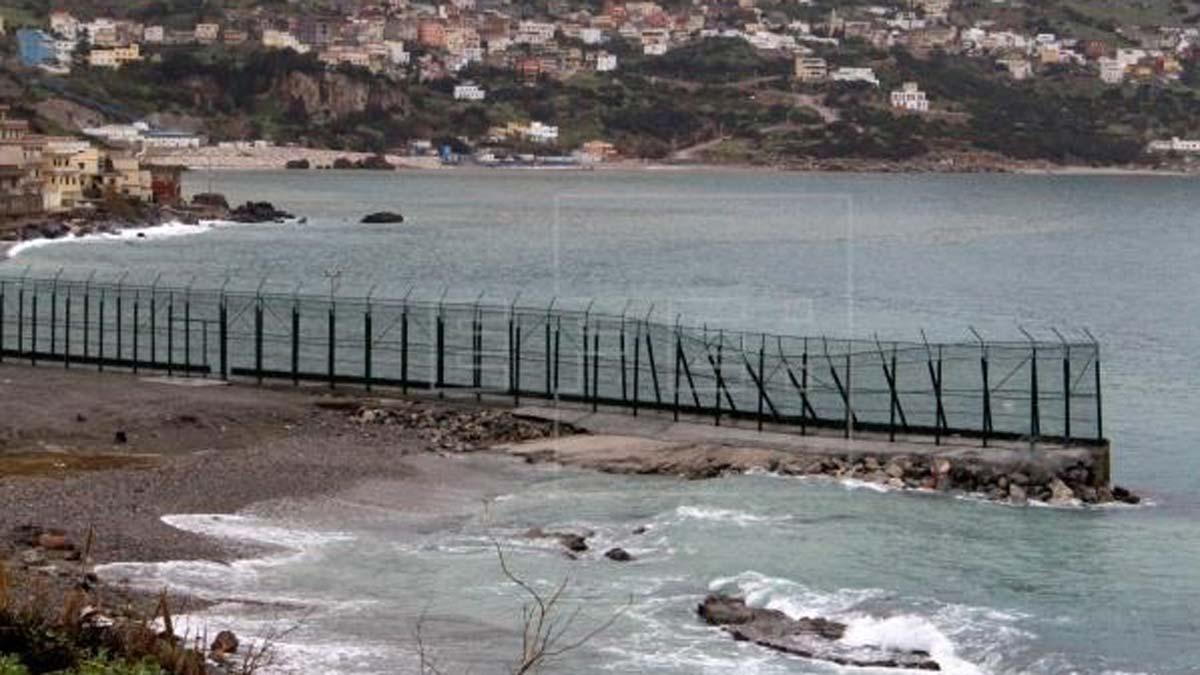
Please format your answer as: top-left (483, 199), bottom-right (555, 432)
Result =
top-left (890, 81), bottom-right (929, 112)
top-left (794, 56), bottom-right (828, 82)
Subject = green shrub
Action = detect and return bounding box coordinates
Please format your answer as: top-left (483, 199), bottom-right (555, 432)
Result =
top-left (0, 654), bottom-right (30, 675)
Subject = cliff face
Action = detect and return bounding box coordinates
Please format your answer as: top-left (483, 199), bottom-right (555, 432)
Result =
top-left (278, 70), bottom-right (407, 120)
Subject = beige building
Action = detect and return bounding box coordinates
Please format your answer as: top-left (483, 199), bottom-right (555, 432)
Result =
top-left (194, 23), bottom-right (220, 44)
top-left (794, 56), bottom-right (828, 82)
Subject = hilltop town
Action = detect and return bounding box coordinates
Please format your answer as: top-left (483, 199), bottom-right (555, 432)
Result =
top-left (1, 0), bottom-right (1200, 170)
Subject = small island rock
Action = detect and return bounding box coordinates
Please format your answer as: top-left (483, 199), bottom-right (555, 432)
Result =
top-left (361, 211), bottom-right (405, 224)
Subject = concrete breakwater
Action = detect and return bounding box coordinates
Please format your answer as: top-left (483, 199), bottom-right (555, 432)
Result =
top-left (494, 407), bottom-right (1136, 507)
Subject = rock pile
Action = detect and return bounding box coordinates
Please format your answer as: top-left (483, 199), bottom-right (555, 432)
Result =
top-left (760, 453), bottom-right (1138, 506)
top-left (352, 403), bottom-right (577, 451)
top-left (228, 201), bottom-right (294, 223)
top-left (698, 594), bottom-right (941, 671)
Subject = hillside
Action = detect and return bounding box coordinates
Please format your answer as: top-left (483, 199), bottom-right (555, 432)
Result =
top-left (2, 0), bottom-right (1200, 168)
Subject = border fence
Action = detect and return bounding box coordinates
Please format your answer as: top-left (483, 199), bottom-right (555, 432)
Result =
top-left (0, 271), bottom-right (1104, 447)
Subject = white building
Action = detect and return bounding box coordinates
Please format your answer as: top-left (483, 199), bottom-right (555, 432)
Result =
top-left (385, 40), bottom-right (411, 65)
top-left (641, 28), bottom-right (670, 55)
top-left (579, 27), bottom-right (604, 45)
top-left (194, 23), bottom-right (220, 44)
top-left (515, 21), bottom-right (556, 45)
top-left (595, 51), bottom-right (617, 72)
top-left (143, 25), bottom-right (164, 43)
top-left (829, 66), bottom-right (878, 85)
top-left (262, 29), bottom-right (309, 53)
top-left (81, 122), bottom-right (149, 144)
top-left (526, 121), bottom-right (559, 144)
top-left (141, 130), bottom-right (202, 149)
top-left (81, 121), bottom-right (200, 148)
top-left (1147, 137), bottom-right (1200, 153)
top-left (1099, 57), bottom-right (1125, 84)
top-left (890, 81), bottom-right (929, 112)
top-left (453, 82), bottom-right (486, 100)
top-left (49, 11), bottom-right (80, 41)
top-left (87, 50), bottom-right (118, 68)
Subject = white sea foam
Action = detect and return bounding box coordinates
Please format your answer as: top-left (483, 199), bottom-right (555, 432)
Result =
top-left (4, 220), bottom-right (230, 258)
top-left (96, 513), bottom-right (353, 603)
top-left (161, 513), bottom-right (353, 549)
top-left (706, 571), bottom-right (1023, 675)
top-left (673, 505), bottom-right (789, 527)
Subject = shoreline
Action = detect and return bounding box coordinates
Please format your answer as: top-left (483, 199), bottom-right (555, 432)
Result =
top-left (143, 145), bottom-right (1200, 177)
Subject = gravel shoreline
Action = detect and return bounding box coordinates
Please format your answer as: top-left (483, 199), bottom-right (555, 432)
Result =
top-left (0, 363), bottom-right (572, 611)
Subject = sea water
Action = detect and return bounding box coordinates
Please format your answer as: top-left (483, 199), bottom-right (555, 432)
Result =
top-left (14, 169), bottom-right (1200, 673)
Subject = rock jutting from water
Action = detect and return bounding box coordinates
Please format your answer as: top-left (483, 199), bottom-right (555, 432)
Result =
top-left (697, 594), bottom-right (941, 671)
top-left (360, 211), bottom-right (405, 223)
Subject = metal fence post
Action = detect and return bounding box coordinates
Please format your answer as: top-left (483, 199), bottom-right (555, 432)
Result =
top-left (166, 293), bottom-right (174, 377)
top-left (132, 292), bottom-right (139, 373)
top-left (291, 299), bottom-right (300, 385)
top-left (673, 327), bottom-right (682, 422)
top-left (619, 303), bottom-right (629, 402)
top-left (184, 286), bottom-right (193, 376)
top-left (1020, 328), bottom-right (1040, 442)
top-left (29, 287), bottom-right (37, 366)
top-left (254, 296), bottom-right (264, 385)
top-left (592, 329), bottom-right (599, 412)
top-left (435, 303), bottom-right (445, 392)
top-left (97, 289), bottom-right (105, 372)
top-left (553, 316), bottom-right (561, 399)
top-left (756, 334), bottom-right (766, 432)
top-left (844, 350), bottom-right (852, 440)
top-left (218, 291), bottom-right (228, 380)
top-left (149, 274), bottom-right (159, 366)
top-left (16, 276), bottom-right (26, 359)
top-left (327, 302), bottom-right (336, 389)
top-left (82, 281), bottom-right (90, 363)
top-left (1052, 328), bottom-right (1071, 443)
top-left (645, 319), bottom-right (661, 405)
top-left (970, 328), bottom-right (991, 447)
top-left (364, 301), bottom-right (373, 391)
top-left (632, 320), bottom-right (641, 416)
top-left (544, 303), bottom-right (553, 398)
top-left (1085, 329), bottom-right (1102, 441)
top-left (1031, 346), bottom-right (1040, 440)
top-left (115, 274), bottom-right (126, 366)
top-left (514, 318), bottom-right (522, 407)
top-left (50, 272), bottom-right (60, 359)
top-left (402, 300), bottom-right (410, 393)
top-left (800, 338), bottom-right (809, 435)
top-left (582, 306), bottom-right (590, 404)
top-left (63, 288), bottom-right (71, 369)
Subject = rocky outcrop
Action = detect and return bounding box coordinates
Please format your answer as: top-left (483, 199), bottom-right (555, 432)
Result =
top-left (229, 201), bottom-right (294, 223)
top-left (361, 211), bottom-right (404, 223)
top-left (605, 547), bottom-right (633, 562)
top-left (279, 71), bottom-right (407, 121)
top-left (522, 527), bottom-right (591, 554)
top-left (698, 595), bottom-right (940, 671)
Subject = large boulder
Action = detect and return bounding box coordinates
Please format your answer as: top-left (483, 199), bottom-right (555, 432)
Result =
top-left (361, 211), bottom-right (405, 224)
top-left (229, 201), bottom-right (294, 223)
top-left (698, 595), bottom-right (940, 671)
